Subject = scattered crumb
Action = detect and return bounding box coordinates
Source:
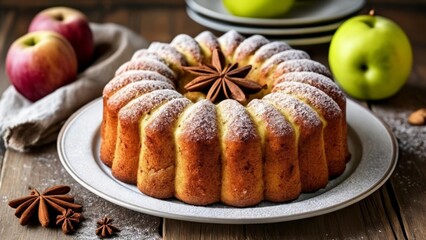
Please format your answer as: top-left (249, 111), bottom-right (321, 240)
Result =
top-left (408, 108), bottom-right (426, 126)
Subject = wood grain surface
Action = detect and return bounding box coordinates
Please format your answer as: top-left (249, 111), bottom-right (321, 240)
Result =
top-left (0, 0), bottom-right (425, 239)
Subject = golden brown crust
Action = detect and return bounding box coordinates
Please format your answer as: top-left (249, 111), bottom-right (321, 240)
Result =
top-left (274, 71), bottom-right (350, 162)
top-left (115, 58), bottom-right (177, 81)
top-left (273, 59), bottom-right (332, 80)
top-left (264, 93), bottom-right (329, 192)
top-left (234, 35), bottom-right (269, 65)
top-left (112, 90), bottom-right (182, 184)
top-left (175, 100), bottom-right (221, 205)
top-left (100, 79), bottom-right (174, 166)
top-left (147, 42), bottom-right (188, 75)
top-left (170, 34), bottom-right (203, 66)
top-left (247, 99), bottom-right (301, 202)
top-left (273, 82), bottom-right (345, 177)
top-left (195, 31), bottom-right (220, 61)
top-left (217, 30), bottom-right (244, 62)
top-left (217, 100), bottom-right (263, 207)
top-left (138, 98), bottom-right (192, 198)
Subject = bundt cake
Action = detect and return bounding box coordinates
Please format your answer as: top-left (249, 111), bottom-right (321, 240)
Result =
top-left (100, 30), bottom-right (350, 207)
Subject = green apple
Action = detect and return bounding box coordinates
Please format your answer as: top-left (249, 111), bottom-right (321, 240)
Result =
top-left (329, 11), bottom-right (412, 100)
top-left (223, 0), bottom-right (294, 18)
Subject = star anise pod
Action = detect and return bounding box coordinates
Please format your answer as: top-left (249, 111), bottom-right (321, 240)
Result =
top-left (183, 48), bottom-right (265, 103)
top-left (96, 216), bottom-right (120, 238)
top-left (8, 185), bottom-right (82, 227)
top-left (56, 209), bottom-right (83, 234)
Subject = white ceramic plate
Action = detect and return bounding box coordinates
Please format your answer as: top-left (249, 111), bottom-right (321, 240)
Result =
top-left (186, 0), bottom-right (365, 26)
top-left (58, 98), bottom-right (398, 224)
top-left (187, 8), bottom-right (335, 46)
top-left (186, 7), bottom-right (342, 36)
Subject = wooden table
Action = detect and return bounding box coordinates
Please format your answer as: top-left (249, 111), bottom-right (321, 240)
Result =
top-left (1, 0), bottom-right (425, 239)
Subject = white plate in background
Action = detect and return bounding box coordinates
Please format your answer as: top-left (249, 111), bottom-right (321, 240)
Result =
top-left (187, 7), bottom-right (342, 36)
top-left (186, 0), bottom-right (365, 26)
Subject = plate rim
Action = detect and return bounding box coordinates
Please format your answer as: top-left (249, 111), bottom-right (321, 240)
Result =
top-left (186, 8), bottom-right (335, 46)
top-left (186, 7), bottom-right (343, 35)
top-left (186, 0), bottom-right (365, 26)
top-left (58, 98), bottom-right (398, 224)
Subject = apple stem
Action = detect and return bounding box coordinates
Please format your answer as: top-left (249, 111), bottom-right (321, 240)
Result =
top-left (24, 38), bottom-right (36, 46)
top-left (369, 9), bottom-right (375, 16)
top-left (54, 14), bottom-right (64, 21)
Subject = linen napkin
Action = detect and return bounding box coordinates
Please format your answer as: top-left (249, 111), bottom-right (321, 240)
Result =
top-left (0, 22), bottom-right (148, 151)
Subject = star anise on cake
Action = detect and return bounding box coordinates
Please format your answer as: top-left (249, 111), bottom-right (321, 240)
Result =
top-left (96, 216), bottom-right (120, 238)
top-left (56, 209), bottom-right (83, 234)
top-left (183, 48), bottom-right (265, 103)
top-left (8, 185), bottom-right (82, 227)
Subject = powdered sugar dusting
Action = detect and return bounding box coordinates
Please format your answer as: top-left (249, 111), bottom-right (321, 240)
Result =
top-left (107, 80), bottom-right (175, 112)
top-left (274, 72), bottom-right (345, 110)
top-left (273, 59), bottom-right (332, 79)
top-left (119, 89), bottom-right (182, 123)
top-left (264, 93), bottom-right (322, 129)
top-left (273, 82), bottom-right (342, 120)
top-left (178, 100), bottom-right (218, 141)
top-left (170, 34), bottom-right (203, 65)
top-left (260, 50), bottom-right (311, 76)
top-left (253, 42), bottom-right (292, 63)
top-left (148, 42), bottom-right (188, 68)
top-left (195, 31), bottom-right (220, 60)
top-left (218, 30), bottom-right (245, 61)
top-left (247, 99), bottom-right (294, 137)
top-left (217, 99), bottom-right (258, 141)
top-left (115, 58), bottom-right (176, 81)
top-left (103, 70), bottom-right (174, 98)
top-left (234, 35), bottom-right (269, 63)
top-left (131, 49), bottom-right (164, 62)
top-left (73, 196), bottom-right (161, 240)
top-left (147, 98), bottom-right (192, 131)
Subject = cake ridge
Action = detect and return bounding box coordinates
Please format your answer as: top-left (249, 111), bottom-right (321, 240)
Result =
top-left (260, 50), bottom-right (311, 78)
top-left (171, 34), bottom-right (203, 66)
top-left (176, 99), bottom-right (219, 142)
top-left (115, 58), bottom-right (177, 81)
top-left (112, 89), bottom-right (184, 183)
top-left (246, 99), bottom-right (301, 202)
top-left (247, 99), bottom-right (294, 137)
top-left (253, 41), bottom-right (292, 63)
top-left (273, 59), bottom-right (332, 80)
top-left (234, 35), bottom-right (269, 64)
top-left (195, 31), bottom-right (220, 60)
top-left (273, 81), bottom-right (346, 176)
top-left (276, 81), bottom-right (342, 119)
top-left (174, 100), bottom-right (221, 205)
top-left (264, 92), bottom-right (323, 133)
top-left (147, 42), bottom-right (188, 73)
top-left (103, 70), bottom-right (174, 98)
top-left (217, 30), bottom-right (245, 61)
top-left (138, 98), bottom-right (192, 198)
top-left (216, 99), bottom-right (263, 206)
top-left (118, 89), bottom-right (182, 123)
top-left (263, 92), bottom-right (328, 191)
top-left (107, 80), bottom-right (174, 112)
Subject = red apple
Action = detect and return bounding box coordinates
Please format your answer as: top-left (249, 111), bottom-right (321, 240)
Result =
top-left (28, 7), bottom-right (93, 69)
top-left (6, 31), bottom-right (78, 102)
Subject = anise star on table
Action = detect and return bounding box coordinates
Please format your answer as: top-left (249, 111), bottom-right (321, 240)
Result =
top-left (8, 185), bottom-right (82, 227)
top-left (96, 216), bottom-right (120, 238)
top-left (183, 48), bottom-right (265, 103)
top-left (56, 209), bottom-right (83, 234)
